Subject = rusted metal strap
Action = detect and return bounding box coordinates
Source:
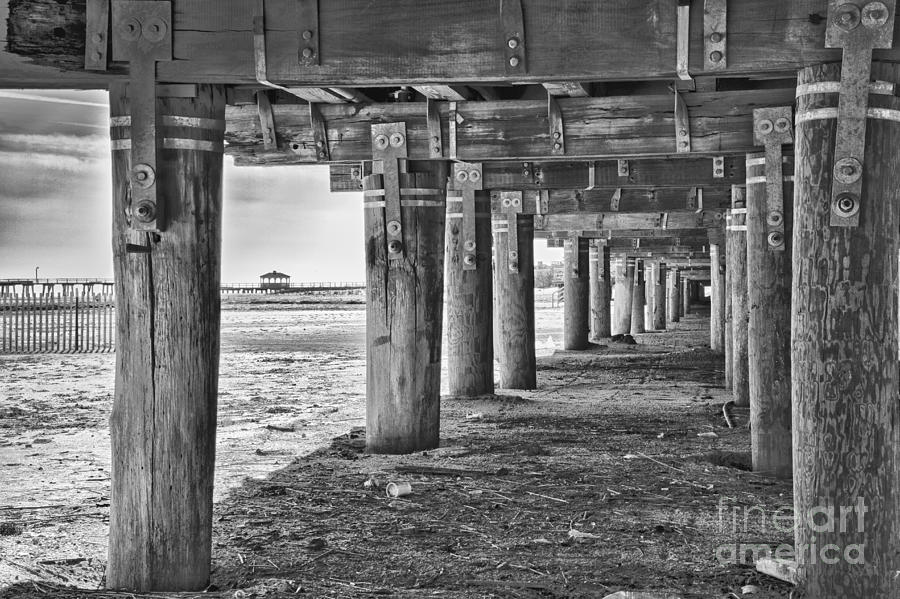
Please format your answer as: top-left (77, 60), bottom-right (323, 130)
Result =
top-left (495, 191), bottom-right (523, 273)
top-left (427, 98), bottom-right (443, 159)
top-left (676, 0), bottom-right (693, 83)
top-left (752, 107), bottom-right (792, 250)
top-left (675, 90), bottom-right (691, 153)
top-left (452, 162), bottom-right (483, 270)
top-left (703, 0), bottom-right (727, 71)
top-left (500, 0), bottom-right (527, 74)
top-left (548, 94), bottom-right (565, 156)
top-left (824, 0), bottom-right (896, 226)
top-left (85, 0), bottom-right (110, 71)
top-left (371, 123), bottom-right (409, 260)
top-left (309, 103), bottom-right (330, 161)
top-left (111, 0), bottom-right (172, 233)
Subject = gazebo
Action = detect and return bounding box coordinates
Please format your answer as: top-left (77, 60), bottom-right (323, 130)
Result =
top-left (259, 270), bottom-right (291, 290)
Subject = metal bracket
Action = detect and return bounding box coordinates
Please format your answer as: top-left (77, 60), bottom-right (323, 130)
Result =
top-left (298, 0), bottom-right (320, 66)
top-left (703, 0), bottom-right (727, 71)
top-left (585, 162), bottom-right (597, 190)
top-left (538, 189), bottom-right (550, 214)
top-left (753, 107), bottom-right (793, 249)
top-left (498, 191), bottom-right (524, 273)
top-left (825, 0), bottom-right (896, 226)
top-left (501, 0), bottom-right (527, 74)
top-left (85, 0), bottom-right (110, 71)
top-left (371, 123), bottom-right (409, 260)
top-left (677, 0), bottom-right (694, 84)
top-left (309, 103), bottom-right (330, 161)
top-left (617, 159), bottom-right (630, 178)
top-left (675, 90), bottom-right (692, 153)
top-left (451, 162), bottom-right (483, 271)
top-left (449, 102), bottom-right (460, 160)
top-left (548, 94), bottom-right (566, 155)
top-left (256, 91), bottom-right (278, 150)
top-left (712, 156), bottom-right (725, 178)
top-left (427, 98), bottom-right (443, 159)
top-left (112, 0), bottom-right (172, 232)
top-left (610, 188), bottom-right (622, 211)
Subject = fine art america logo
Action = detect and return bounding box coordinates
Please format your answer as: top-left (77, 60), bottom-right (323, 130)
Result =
top-left (716, 497), bottom-right (867, 565)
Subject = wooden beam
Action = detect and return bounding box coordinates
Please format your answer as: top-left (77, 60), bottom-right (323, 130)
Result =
top-left (537, 212), bottom-right (723, 232)
top-left (412, 85), bottom-right (472, 101)
top-left (331, 157), bottom-right (748, 191)
top-left (6, 1), bottom-right (898, 88)
top-left (225, 89), bottom-right (796, 165)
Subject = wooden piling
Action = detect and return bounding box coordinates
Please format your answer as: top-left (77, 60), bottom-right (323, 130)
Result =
top-left (680, 277), bottom-right (689, 317)
top-left (792, 62), bottom-right (900, 596)
top-left (709, 244), bottom-right (725, 351)
top-left (630, 259), bottom-right (646, 334)
top-left (724, 233), bottom-right (734, 389)
top-left (612, 255), bottom-right (634, 335)
top-left (746, 158), bottom-right (792, 478)
top-left (652, 262), bottom-right (666, 330)
top-left (563, 236), bottom-right (590, 350)
top-left (493, 214), bottom-right (536, 389)
top-left (730, 189), bottom-right (750, 406)
top-left (589, 242), bottom-right (612, 339)
top-left (444, 189), bottom-right (493, 397)
top-left (365, 162), bottom-right (448, 453)
top-left (107, 84), bottom-right (225, 591)
top-left (667, 267), bottom-right (680, 324)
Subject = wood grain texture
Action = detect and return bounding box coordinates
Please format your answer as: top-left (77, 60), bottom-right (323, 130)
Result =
top-left (108, 84), bottom-right (225, 591)
top-left (731, 196), bottom-right (749, 407)
top-left (652, 263), bottom-right (666, 330)
top-left (724, 240), bottom-right (733, 390)
top-left (364, 164), bottom-right (448, 454)
top-left (680, 277), bottom-right (688, 317)
top-left (667, 268), bottom-right (680, 324)
top-left (630, 260), bottom-right (646, 334)
top-left (746, 153), bottom-right (792, 479)
top-left (444, 190), bottom-right (493, 397)
top-left (709, 244), bottom-right (725, 351)
top-left (493, 214), bottom-right (536, 390)
top-left (11, 1), bottom-right (900, 87)
top-left (225, 89), bottom-right (797, 165)
top-left (612, 256), bottom-right (635, 336)
top-left (792, 62), bottom-right (900, 597)
top-left (563, 236), bottom-right (589, 350)
top-left (332, 159), bottom-right (747, 193)
top-left (537, 212), bottom-right (723, 232)
top-left (590, 243), bottom-right (612, 339)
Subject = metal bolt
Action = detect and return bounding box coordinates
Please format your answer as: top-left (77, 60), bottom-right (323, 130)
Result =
top-left (767, 231), bottom-right (784, 248)
top-left (709, 31), bottom-right (723, 43)
top-left (302, 30), bottom-right (314, 40)
top-left (509, 250), bottom-right (519, 260)
top-left (135, 171), bottom-right (148, 181)
top-left (834, 193), bottom-right (860, 217)
top-left (502, 198), bottom-right (511, 208)
top-left (464, 240), bottom-right (476, 252)
top-left (433, 146), bottom-right (441, 154)
top-left (679, 141), bottom-right (689, 148)
top-left (715, 168), bottom-right (724, 175)
top-left (775, 117), bottom-right (791, 132)
top-left (351, 169), bottom-right (361, 178)
top-left (469, 170), bottom-right (481, 182)
top-left (432, 136), bottom-right (439, 143)
top-left (374, 135), bottom-right (389, 150)
top-left (758, 119), bottom-right (774, 134)
top-left (767, 210), bottom-right (784, 226)
top-left (553, 131), bottom-right (561, 140)
top-left (464, 254), bottom-right (477, 266)
top-left (836, 3), bottom-right (862, 30)
top-left (710, 50), bottom-right (723, 63)
top-left (302, 47), bottom-right (314, 59)
top-left (509, 56), bottom-right (520, 68)
top-left (679, 129), bottom-right (687, 136)
top-left (92, 33), bottom-right (103, 43)
top-left (389, 133), bottom-right (405, 147)
top-left (456, 170), bottom-right (469, 182)
top-left (553, 142), bottom-right (562, 150)
top-left (508, 37), bottom-right (519, 49)
top-left (134, 201), bottom-right (156, 223)
top-left (387, 220), bottom-right (402, 235)
top-left (862, 2), bottom-right (889, 26)
top-left (388, 240), bottom-right (403, 255)
top-left (512, 198), bottom-right (521, 208)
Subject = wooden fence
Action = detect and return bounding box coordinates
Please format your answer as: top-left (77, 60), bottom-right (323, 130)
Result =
top-left (0, 292), bottom-right (116, 354)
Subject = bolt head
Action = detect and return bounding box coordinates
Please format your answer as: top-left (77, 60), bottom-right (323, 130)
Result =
top-left (710, 50), bottom-right (723, 63)
top-left (553, 142), bottom-right (562, 150)
top-left (456, 170), bottom-right (469, 182)
top-left (389, 133), bottom-right (405, 147)
top-left (834, 193), bottom-right (860, 218)
top-left (302, 30), bottom-right (314, 40)
top-left (469, 170), bottom-right (481, 182)
top-left (464, 240), bottom-right (477, 252)
top-left (351, 169), bottom-right (361, 178)
top-left (302, 47), bottom-right (314, 59)
top-left (862, 1), bottom-right (889, 27)
top-left (767, 231), bottom-right (785, 248)
top-left (464, 254), bottom-right (477, 266)
top-left (709, 31), bottom-right (724, 43)
top-left (767, 210), bottom-right (784, 226)
top-left (757, 119), bottom-right (774, 134)
top-left (508, 37), bottom-right (519, 49)
top-left (835, 3), bottom-right (862, 30)
top-left (386, 220), bottom-right (402, 235)
top-left (509, 56), bottom-right (520, 68)
top-left (775, 117), bottom-right (791, 132)
top-left (133, 201), bottom-right (156, 223)
top-left (374, 134), bottom-right (389, 150)
top-left (387, 240), bottom-right (403, 254)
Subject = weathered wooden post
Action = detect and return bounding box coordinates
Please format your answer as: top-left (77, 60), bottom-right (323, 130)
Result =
top-left (630, 259), bottom-right (646, 334)
top-left (730, 189), bottom-right (750, 406)
top-left (364, 126), bottom-right (449, 454)
top-left (652, 262), bottom-right (666, 330)
top-left (563, 235), bottom-right (590, 350)
top-left (724, 233), bottom-right (734, 389)
top-left (746, 146), bottom-right (793, 478)
top-left (108, 82), bottom-right (225, 590)
top-left (793, 56), bottom-right (900, 596)
top-left (493, 193), bottom-right (536, 389)
top-left (680, 277), bottom-right (689, 316)
top-left (709, 243), bottom-right (725, 351)
top-left (589, 242), bottom-right (612, 339)
top-left (444, 162), bottom-right (493, 397)
top-left (612, 254), bottom-right (634, 335)
top-left (667, 267), bottom-right (680, 325)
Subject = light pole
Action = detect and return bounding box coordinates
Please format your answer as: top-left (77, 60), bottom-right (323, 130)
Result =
top-left (34, 266), bottom-right (39, 283)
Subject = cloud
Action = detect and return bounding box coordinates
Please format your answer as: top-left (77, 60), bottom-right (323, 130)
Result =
top-left (0, 90), bottom-right (109, 108)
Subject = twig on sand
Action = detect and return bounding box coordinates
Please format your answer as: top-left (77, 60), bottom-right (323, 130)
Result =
top-left (526, 491), bottom-right (569, 503)
top-left (722, 400), bottom-right (735, 429)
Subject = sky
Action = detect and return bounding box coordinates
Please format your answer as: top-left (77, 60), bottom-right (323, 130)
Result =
top-left (0, 90), bottom-right (560, 283)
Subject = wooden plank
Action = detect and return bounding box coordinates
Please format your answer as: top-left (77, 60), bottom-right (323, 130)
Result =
top-left (412, 85), bottom-right (471, 101)
top-left (226, 88), bottom-right (796, 165)
top-left (537, 212), bottom-right (723, 231)
top-left (504, 188), bottom-right (731, 214)
top-left (8, 1), bottom-right (900, 88)
top-left (543, 82), bottom-right (590, 97)
top-left (331, 157), bottom-right (748, 191)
